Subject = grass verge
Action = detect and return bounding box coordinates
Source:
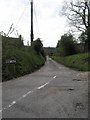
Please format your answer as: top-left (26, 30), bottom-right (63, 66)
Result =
top-left (51, 53), bottom-right (90, 71)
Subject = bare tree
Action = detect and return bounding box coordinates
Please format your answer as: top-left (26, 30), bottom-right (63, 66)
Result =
top-left (61, 0), bottom-right (90, 51)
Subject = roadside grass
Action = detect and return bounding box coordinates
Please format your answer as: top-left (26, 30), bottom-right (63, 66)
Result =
top-left (52, 53), bottom-right (90, 71)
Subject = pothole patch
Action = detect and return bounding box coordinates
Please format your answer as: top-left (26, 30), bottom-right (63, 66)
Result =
top-left (75, 102), bottom-right (84, 111)
top-left (73, 79), bottom-right (81, 81)
top-left (67, 88), bottom-right (74, 91)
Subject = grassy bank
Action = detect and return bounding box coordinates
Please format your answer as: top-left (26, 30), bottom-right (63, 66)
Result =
top-left (52, 53), bottom-right (90, 71)
top-left (2, 36), bottom-right (46, 82)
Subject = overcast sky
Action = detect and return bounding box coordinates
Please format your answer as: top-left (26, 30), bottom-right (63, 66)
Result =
top-left (0, 0), bottom-right (70, 47)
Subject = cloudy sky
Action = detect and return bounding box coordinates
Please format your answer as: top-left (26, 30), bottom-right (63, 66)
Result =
top-left (0, 0), bottom-right (70, 47)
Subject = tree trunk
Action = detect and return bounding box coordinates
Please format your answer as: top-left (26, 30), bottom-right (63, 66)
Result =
top-left (88, 27), bottom-right (90, 52)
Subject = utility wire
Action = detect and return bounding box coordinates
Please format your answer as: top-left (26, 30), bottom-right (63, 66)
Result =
top-left (7, 23), bottom-right (13, 36)
top-left (33, 3), bottom-right (41, 37)
top-left (9, 1), bottom-right (29, 35)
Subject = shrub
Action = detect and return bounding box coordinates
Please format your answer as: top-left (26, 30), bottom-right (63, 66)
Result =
top-left (2, 36), bottom-right (46, 81)
top-left (32, 38), bottom-right (43, 54)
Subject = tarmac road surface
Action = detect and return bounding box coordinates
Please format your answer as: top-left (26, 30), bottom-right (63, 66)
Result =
top-left (1, 56), bottom-right (88, 118)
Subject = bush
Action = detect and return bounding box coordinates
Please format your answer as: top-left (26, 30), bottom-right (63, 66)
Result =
top-left (32, 38), bottom-right (43, 54)
top-left (2, 36), bottom-right (46, 82)
top-left (32, 38), bottom-right (46, 60)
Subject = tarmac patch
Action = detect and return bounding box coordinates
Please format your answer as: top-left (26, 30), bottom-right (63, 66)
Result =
top-left (75, 102), bottom-right (84, 111)
top-left (73, 79), bottom-right (81, 81)
top-left (67, 88), bottom-right (74, 91)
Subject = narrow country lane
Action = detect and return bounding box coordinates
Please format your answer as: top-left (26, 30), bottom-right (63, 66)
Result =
top-left (2, 56), bottom-right (88, 118)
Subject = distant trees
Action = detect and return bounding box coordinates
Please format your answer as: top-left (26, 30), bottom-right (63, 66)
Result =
top-left (56, 33), bottom-right (76, 56)
top-left (61, 0), bottom-right (90, 51)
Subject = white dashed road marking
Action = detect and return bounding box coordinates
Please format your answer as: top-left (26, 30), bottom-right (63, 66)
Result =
top-left (1, 75), bottom-right (57, 113)
top-left (37, 82), bottom-right (49, 90)
top-left (11, 101), bottom-right (16, 105)
top-left (38, 75), bottom-right (57, 90)
top-left (8, 105), bottom-right (12, 108)
top-left (53, 76), bottom-right (56, 79)
top-left (22, 94), bottom-right (27, 98)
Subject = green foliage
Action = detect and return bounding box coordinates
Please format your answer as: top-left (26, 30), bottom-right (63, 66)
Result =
top-left (56, 33), bottom-right (77, 56)
top-left (32, 38), bottom-right (46, 60)
top-left (78, 30), bottom-right (87, 45)
top-left (52, 53), bottom-right (89, 71)
top-left (2, 36), bottom-right (24, 50)
top-left (32, 38), bottom-right (43, 54)
top-left (2, 36), bottom-right (46, 82)
top-left (40, 48), bottom-right (46, 60)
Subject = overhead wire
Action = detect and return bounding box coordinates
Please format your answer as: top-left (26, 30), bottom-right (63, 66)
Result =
top-left (9, 1), bottom-right (30, 35)
top-left (7, 23), bottom-right (13, 36)
top-left (8, 0), bottom-right (41, 44)
top-left (33, 2), bottom-right (41, 37)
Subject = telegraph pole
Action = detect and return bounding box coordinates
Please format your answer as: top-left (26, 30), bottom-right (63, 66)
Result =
top-left (31, 0), bottom-right (33, 45)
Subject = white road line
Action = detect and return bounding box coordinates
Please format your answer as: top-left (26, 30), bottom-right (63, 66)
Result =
top-left (11, 101), bottom-right (16, 105)
top-left (37, 75), bottom-right (57, 90)
top-left (27, 91), bottom-right (33, 94)
top-left (53, 76), bottom-right (56, 79)
top-left (2, 76), bottom-right (56, 112)
top-left (1, 91), bottom-right (34, 112)
top-left (17, 96), bottom-right (23, 101)
top-left (22, 91), bottom-right (33, 98)
top-left (37, 83), bottom-right (49, 90)
top-left (8, 105), bottom-right (12, 108)
top-left (22, 94), bottom-right (27, 98)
